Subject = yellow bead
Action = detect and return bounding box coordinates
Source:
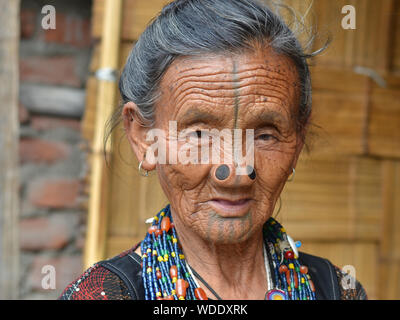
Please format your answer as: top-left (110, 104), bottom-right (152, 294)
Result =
top-left (156, 292), bottom-right (161, 297)
top-left (160, 211), bottom-right (165, 216)
top-left (179, 254), bottom-right (185, 259)
top-left (147, 248), bottom-right (151, 253)
top-left (153, 250), bottom-right (157, 256)
top-left (157, 256), bottom-right (163, 262)
top-left (178, 296), bottom-right (185, 300)
top-left (172, 277), bottom-right (177, 283)
top-left (142, 254), bottom-right (147, 258)
top-left (289, 263), bottom-right (294, 269)
top-left (163, 292), bottom-right (168, 297)
top-left (171, 290), bottom-right (176, 295)
top-left (172, 238), bottom-right (178, 243)
top-left (146, 267), bottom-right (152, 273)
top-left (154, 216), bottom-right (159, 221)
top-left (171, 251), bottom-right (176, 257)
top-left (301, 278), bottom-right (305, 283)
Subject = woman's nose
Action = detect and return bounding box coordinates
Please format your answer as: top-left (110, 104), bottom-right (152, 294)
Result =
top-left (211, 163), bottom-right (256, 187)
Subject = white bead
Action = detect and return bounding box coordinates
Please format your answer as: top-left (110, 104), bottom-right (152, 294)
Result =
top-left (287, 234), bottom-right (299, 258)
top-left (145, 217), bottom-right (155, 224)
top-left (101, 291), bottom-right (105, 296)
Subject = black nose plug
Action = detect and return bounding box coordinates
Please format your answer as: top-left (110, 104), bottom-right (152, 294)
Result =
top-left (215, 164), bottom-right (230, 180)
top-left (215, 164), bottom-right (256, 181)
top-left (247, 165), bottom-right (256, 180)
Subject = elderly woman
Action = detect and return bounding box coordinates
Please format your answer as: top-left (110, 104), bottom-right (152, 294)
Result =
top-left (60, 0), bottom-right (367, 300)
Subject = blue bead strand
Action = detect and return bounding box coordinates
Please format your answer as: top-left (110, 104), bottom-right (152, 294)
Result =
top-left (141, 204), bottom-right (316, 300)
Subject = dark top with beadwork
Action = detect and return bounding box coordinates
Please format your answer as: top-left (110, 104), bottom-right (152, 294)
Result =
top-left (59, 243), bottom-right (367, 300)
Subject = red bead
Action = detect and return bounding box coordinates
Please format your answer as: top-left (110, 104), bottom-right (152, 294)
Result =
top-left (164, 295), bottom-right (174, 300)
top-left (309, 279), bottom-right (316, 292)
top-left (155, 229), bottom-right (162, 237)
top-left (176, 279), bottom-right (187, 298)
top-left (194, 288), bottom-right (208, 300)
top-left (161, 217), bottom-right (171, 232)
top-left (169, 265), bottom-right (178, 279)
top-left (285, 270), bottom-right (291, 285)
top-left (300, 266), bottom-right (308, 274)
top-left (156, 270), bottom-right (162, 280)
top-left (148, 225), bottom-right (157, 234)
top-left (284, 251), bottom-right (294, 260)
top-left (185, 280), bottom-right (189, 289)
top-left (293, 272), bottom-right (299, 289)
top-left (279, 265), bottom-right (288, 274)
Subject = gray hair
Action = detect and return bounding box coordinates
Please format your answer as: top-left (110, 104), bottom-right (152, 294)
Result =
top-left (107, 0), bottom-right (327, 150)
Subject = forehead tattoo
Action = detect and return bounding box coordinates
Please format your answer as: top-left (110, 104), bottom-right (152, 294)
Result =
top-left (232, 61), bottom-right (241, 130)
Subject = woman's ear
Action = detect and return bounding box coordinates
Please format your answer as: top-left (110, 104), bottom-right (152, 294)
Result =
top-left (122, 102), bottom-right (156, 171)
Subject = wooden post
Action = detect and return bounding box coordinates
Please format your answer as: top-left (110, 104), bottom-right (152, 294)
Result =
top-left (0, 0), bottom-right (20, 299)
top-left (84, 0), bottom-right (123, 269)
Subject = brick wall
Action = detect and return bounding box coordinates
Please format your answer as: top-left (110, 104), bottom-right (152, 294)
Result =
top-left (18, 0), bottom-right (93, 299)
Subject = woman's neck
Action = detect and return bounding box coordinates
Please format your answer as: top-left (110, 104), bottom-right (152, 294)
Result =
top-left (172, 210), bottom-right (268, 300)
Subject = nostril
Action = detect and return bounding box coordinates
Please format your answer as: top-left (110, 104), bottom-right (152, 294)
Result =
top-left (215, 164), bottom-right (230, 181)
top-left (247, 165), bottom-right (256, 180)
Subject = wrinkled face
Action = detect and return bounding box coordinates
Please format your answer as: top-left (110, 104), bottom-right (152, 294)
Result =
top-left (140, 45), bottom-right (303, 244)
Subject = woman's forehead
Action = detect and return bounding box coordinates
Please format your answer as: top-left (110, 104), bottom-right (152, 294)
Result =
top-left (158, 47), bottom-right (300, 122)
top-left (163, 46), bottom-right (299, 88)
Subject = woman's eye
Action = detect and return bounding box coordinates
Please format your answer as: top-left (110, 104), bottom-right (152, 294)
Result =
top-left (257, 133), bottom-right (275, 141)
top-left (189, 130), bottom-right (204, 138)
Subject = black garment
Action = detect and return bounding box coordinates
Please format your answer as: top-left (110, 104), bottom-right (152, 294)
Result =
top-left (96, 250), bottom-right (340, 300)
top-left (59, 245), bottom-right (367, 300)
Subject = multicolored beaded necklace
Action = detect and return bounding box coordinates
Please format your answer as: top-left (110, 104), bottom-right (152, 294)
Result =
top-left (140, 204), bottom-right (316, 300)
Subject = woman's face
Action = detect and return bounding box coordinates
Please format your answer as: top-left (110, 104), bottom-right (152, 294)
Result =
top-left (132, 45), bottom-right (303, 244)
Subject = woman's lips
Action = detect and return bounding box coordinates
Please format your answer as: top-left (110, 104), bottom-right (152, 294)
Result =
top-left (207, 198), bottom-right (252, 217)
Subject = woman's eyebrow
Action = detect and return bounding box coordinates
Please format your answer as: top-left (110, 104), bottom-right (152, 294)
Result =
top-left (178, 108), bottom-right (220, 125)
top-left (258, 111), bottom-right (287, 125)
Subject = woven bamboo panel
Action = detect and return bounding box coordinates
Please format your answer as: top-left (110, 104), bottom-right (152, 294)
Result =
top-left (280, 154), bottom-right (382, 241)
top-left (299, 241), bottom-right (378, 300)
top-left (368, 86), bottom-right (400, 158)
top-left (381, 160), bottom-right (400, 261)
top-left (310, 87), bottom-right (366, 155)
top-left (312, 0), bottom-right (395, 72)
top-left (378, 260), bottom-right (400, 299)
top-left (92, 0), bottom-right (168, 40)
top-left (393, 2), bottom-right (400, 73)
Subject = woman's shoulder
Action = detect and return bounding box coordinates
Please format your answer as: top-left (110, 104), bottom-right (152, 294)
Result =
top-left (58, 244), bottom-right (143, 300)
top-left (299, 251), bottom-right (367, 300)
top-left (333, 265), bottom-right (368, 300)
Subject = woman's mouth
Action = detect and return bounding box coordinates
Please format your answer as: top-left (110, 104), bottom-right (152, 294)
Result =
top-left (207, 198), bottom-right (252, 217)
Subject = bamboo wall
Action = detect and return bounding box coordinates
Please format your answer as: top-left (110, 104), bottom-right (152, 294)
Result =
top-left (83, 0), bottom-right (400, 299)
